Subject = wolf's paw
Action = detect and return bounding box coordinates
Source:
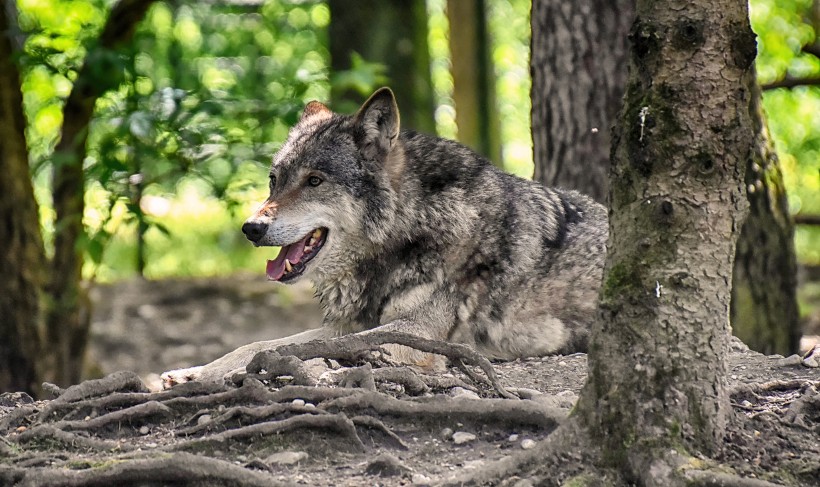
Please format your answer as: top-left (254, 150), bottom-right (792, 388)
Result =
top-left (160, 366), bottom-right (206, 389)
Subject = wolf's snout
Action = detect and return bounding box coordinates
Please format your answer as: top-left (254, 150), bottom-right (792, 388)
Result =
top-left (242, 221), bottom-right (267, 243)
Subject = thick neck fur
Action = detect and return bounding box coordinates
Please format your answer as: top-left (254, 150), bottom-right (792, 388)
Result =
top-left (311, 130), bottom-right (484, 333)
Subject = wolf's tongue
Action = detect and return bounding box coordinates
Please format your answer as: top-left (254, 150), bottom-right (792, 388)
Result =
top-left (266, 235), bottom-right (310, 281)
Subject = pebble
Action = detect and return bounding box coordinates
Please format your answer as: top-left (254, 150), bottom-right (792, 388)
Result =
top-left (452, 432), bottom-right (476, 445)
top-left (803, 357), bottom-right (819, 368)
top-left (508, 434), bottom-right (519, 442)
top-left (440, 427), bottom-right (454, 439)
top-left (265, 451), bottom-right (308, 465)
top-left (364, 453), bottom-right (409, 477)
top-left (521, 439), bottom-right (536, 450)
top-left (450, 387), bottom-right (481, 400)
top-left (412, 473), bottom-right (432, 485)
top-left (775, 354), bottom-right (803, 367)
top-left (197, 414), bottom-right (212, 426)
top-left (292, 399), bottom-right (306, 407)
top-left (139, 426), bottom-right (150, 435)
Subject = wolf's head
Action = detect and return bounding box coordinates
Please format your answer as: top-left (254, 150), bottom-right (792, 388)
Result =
top-left (242, 88), bottom-right (403, 283)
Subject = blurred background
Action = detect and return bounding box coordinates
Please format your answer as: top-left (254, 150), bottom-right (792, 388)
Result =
top-left (3, 0), bottom-right (819, 388)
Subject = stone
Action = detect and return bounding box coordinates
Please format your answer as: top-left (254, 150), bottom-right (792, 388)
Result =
top-left (452, 432), bottom-right (476, 445)
top-left (265, 451), bottom-right (308, 466)
top-left (521, 439), bottom-right (537, 450)
top-left (775, 355), bottom-right (802, 367)
top-left (364, 453), bottom-right (409, 477)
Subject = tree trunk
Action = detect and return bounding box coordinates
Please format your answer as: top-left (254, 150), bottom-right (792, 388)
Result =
top-left (530, 0), bottom-right (633, 204)
top-left (328, 0), bottom-right (436, 134)
top-left (730, 86), bottom-right (800, 356)
top-left (530, 0), bottom-right (801, 358)
top-left (575, 0), bottom-right (756, 478)
top-left (45, 0), bottom-right (155, 386)
top-left (0, 3), bottom-right (45, 395)
top-left (446, 0), bottom-right (502, 166)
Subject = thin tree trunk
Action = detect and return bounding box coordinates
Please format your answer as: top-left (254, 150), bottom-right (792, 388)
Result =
top-left (328, 0), bottom-right (436, 134)
top-left (730, 85), bottom-right (800, 356)
top-left (45, 0), bottom-right (155, 386)
top-left (576, 0), bottom-right (756, 479)
top-left (530, 0), bottom-right (633, 204)
top-left (0, 2), bottom-right (45, 395)
top-left (446, 0), bottom-right (502, 166)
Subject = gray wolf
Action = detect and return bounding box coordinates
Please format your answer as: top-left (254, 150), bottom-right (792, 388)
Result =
top-left (161, 88), bottom-right (607, 387)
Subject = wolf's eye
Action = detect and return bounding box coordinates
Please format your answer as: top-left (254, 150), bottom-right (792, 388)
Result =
top-left (307, 176), bottom-right (323, 187)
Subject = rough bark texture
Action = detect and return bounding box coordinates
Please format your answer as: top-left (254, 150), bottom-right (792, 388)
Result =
top-left (530, 0), bottom-right (633, 204)
top-left (730, 85), bottom-right (800, 356)
top-left (328, 0), bottom-right (436, 134)
top-left (45, 0), bottom-right (155, 386)
top-left (576, 0), bottom-right (756, 478)
top-left (0, 2), bottom-right (45, 395)
top-left (446, 0), bottom-right (502, 166)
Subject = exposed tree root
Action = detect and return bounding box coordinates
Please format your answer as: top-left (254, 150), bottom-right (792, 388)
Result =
top-left (683, 470), bottom-right (786, 487)
top-left (244, 351), bottom-right (319, 386)
top-left (53, 401), bottom-right (172, 432)
top-left (13, 425), bottom-right (137, 452)
top-left (1, 452), bottom-right (284, 487)
top-left (167, 413), bottom-right (366, 452)
top-left (320, 390), bottom-right (566, 428)
top-left (350, 415), bottom-right (409, 450)
top-left (176, 402), bottom-right (327, 436)
top-left (274, 331), bottom-right (516, 398)
top-left (372, 366), bottom-right (430, 395)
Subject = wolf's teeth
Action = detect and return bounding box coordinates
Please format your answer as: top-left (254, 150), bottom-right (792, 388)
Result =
top-left (308, 237), bottom-right (316, 246)
top-left (313, 229), bottom-right (322, 239)
top-left (304, 246), bottom-right (314, 253)
top-left (284, 259), bottom-right (293, 272)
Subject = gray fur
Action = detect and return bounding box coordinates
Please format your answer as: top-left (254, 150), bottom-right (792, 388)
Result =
top-left (161, 88), bottom-right (607, 387)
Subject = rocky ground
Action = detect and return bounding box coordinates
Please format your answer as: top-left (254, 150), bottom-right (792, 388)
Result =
top-left (0, 276), bottom-right (819, 486)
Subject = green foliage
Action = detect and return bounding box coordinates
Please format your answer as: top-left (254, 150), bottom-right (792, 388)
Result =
top-left (13, 0), bottom-right (820, 281)
top-left (751, 0), bottom-right (820, 264)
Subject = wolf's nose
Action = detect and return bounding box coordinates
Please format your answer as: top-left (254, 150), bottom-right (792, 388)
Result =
top-left (242, 221), bottom-right (267, 243)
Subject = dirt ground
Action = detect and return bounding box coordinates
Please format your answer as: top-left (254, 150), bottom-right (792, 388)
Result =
top-left (1, 276), bottom-right (819, 486)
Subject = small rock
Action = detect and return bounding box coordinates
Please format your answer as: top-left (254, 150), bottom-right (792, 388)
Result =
top-left (452, 432), bottom-right (476, 445)
top-left (803, 357), bottom-right (819, 368)
top-left (440, 427), bottom-right (454, 439)
top-left (412, 473), bottom-right (432, 485)
top-left (741, 400), bottom-right (752, 408)
top-left (292, 399), bottom-right (306, 407)
top-left (512, 388), bottom-right (543, 400)
top-left (775, 354), bottom-right (803, 367)
top-left (0, 392), bottom-right (34, 407)
top-left (521, 439), bottom-right (536, 450)
top-left (304, 402), bottom-right (316, 409)
top-left (508, 434), bottom-right (519, 442)
top-left (139, 426), bottom-right (150, 435)
top-left (265, 451), bottom-right (308, 465)
top-left (197, 414), bottom-right (212, 426)
top-left (450, 387), bottom-right (481, 400)
top-left (364, 453), bottom-right (409, 477)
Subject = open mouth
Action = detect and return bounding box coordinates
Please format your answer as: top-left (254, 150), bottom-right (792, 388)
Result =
top-left (266, 228), bottom-right (328, 282)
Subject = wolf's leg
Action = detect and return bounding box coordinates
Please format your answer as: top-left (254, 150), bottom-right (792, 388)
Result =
top-left (160, 327), bottom-right (334, 389)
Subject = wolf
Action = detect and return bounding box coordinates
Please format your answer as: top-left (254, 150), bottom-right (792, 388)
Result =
top-left (161, 87), bottom-right (607, 387)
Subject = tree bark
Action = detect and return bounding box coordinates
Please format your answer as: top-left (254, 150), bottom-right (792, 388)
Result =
top-left (328, 0), bottom-right (436, 134)
top-left (46, 0), bottom-right (155, 386)
top-left (575, 0), bottom-right (756, 478)
top-left (730, 85), bottom-right (800, 356)
top-left (0, 2), bottom-right (45, 395)
top-left (530, 0), bottom-right (633, 204)
top-left (446, 0), bottom-right (502, 166)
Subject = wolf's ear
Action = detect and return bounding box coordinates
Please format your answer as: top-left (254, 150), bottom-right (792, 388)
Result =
top-left (354, 87), bottom-right (400, 160)
top-left (300, 101), bottom-right (332, 123)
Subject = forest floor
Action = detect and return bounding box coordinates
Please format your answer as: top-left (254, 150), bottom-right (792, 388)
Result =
top-left (1, 276), bottom-right (819, 486)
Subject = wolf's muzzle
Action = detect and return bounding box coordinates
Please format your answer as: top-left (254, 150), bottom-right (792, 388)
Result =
top-left (242, 221), bottom-right (267, 243)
